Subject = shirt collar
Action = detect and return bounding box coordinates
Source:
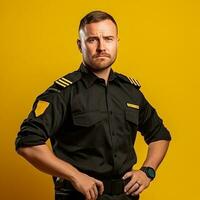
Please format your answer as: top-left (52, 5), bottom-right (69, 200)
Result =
top-left (78, 63), bottom-right (117, 88)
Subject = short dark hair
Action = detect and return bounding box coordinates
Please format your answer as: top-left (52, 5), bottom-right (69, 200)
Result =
top-left (79, 10), bottom-right (118, 33)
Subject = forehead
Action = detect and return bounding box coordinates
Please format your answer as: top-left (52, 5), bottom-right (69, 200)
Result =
top-left (82, 19), bottom-right (117, 36)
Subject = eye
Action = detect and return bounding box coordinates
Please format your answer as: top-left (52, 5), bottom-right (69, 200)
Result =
top-left (105, 37), bottom-right (114, 41)
top-left (87, 38), bottom-right (97, 43)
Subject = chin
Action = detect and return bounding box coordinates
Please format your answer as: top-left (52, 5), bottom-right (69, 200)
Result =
top-left (84, 58), bottom-right (116, 71)
top-left (92, 63), bottom-right (111, 71)
top-left (93, 58), bottom-right (115, 68)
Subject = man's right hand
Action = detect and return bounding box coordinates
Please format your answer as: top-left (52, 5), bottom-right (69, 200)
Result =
top-left (71, 171), bottom-right (104, 200)
top-left (16, 145), bottom-right (104, 199)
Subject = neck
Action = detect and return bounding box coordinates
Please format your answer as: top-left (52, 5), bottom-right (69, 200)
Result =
top-left (92, 67), bottom-right (111, 85)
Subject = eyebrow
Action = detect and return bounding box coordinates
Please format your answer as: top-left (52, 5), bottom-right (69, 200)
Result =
top-left (86, 35), bottom-right (115, 40)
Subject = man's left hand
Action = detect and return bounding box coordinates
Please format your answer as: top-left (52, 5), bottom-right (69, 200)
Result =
top-left (122, 170), bottom-right (151, 196)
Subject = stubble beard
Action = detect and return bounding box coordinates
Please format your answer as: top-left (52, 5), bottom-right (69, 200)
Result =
top-left (84, 55), bottom-right (117, 72)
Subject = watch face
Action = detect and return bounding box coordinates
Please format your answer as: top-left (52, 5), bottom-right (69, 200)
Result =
top-left (147, 168), bottom-right (155, 178)
top-left (140, 167), bottom-right (156, 180)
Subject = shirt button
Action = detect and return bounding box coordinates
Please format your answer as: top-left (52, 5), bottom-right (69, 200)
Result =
top-left (114, 154), bottom-right (117, 158)
top-left (112, 132), bottom-right (115, 136)
top-left (110, 111), bottom-right (112, 115)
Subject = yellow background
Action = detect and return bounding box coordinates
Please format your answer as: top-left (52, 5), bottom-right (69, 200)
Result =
top-left (1, 0), bottom-right (200, 199)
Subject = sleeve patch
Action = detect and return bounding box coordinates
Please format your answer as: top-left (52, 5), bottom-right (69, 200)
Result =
top-left (34, 100), bottom-right (50, 117)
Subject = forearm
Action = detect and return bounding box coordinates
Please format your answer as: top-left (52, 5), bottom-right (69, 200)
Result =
top-left (17, 144), bottom-right (80, 182)
top-left (142, 140), bottom-right (170, 170)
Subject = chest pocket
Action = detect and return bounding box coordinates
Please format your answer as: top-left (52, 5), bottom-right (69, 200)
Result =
top-left (72, 112), bottom-right (107, 127)
top-left (125, 108), bottom-right (139, 127)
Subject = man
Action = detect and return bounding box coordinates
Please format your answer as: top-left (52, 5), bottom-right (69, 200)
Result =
top-left (15, 11), bottom-right (171, 200)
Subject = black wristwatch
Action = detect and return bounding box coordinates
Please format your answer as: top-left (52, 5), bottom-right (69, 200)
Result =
top-left (140, 166), bottom-right (156, 180)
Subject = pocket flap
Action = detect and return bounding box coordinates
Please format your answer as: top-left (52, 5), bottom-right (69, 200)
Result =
top-left (125, 110), bottom-right (139, 125)
top-left (72, 112), bottom-right (106, 127)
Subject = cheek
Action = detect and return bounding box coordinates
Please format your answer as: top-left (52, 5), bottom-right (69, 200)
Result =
top-left (109, 43), bottom-right (118, 54)
top-left (84, 44), bottom-right (96, 56)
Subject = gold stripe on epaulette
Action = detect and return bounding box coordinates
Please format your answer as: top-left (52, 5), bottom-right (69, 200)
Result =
top-left (58, 79), bottom-right (70, 86)
top-left (55, 77), bottom-right (73, 88)
top-left (61, 77), bottom-right (72, 84)
top-left (134, 79), bottom-right (141, 87)
top-left (127, 77), bottom-right (134, 84)
top-left (128, 77), bottom-right (137, 86)
top-left (128, 77), bottom-right (140, 87)
top-left (55, 80), bottom-right (67, 88)
top-left (130, 77), bottom-right (138, 86)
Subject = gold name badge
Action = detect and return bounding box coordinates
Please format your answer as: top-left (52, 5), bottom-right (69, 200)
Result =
top-left (127, 103), bottom-right (139, 110)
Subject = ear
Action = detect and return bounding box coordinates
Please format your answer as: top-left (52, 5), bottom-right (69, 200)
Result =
top-left (77, 39), bottom-right (82, 53)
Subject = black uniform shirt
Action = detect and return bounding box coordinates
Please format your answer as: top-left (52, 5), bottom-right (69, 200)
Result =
top-left (15, 63), bottom-right (171, 180)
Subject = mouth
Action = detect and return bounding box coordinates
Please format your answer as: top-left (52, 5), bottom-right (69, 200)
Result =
top-left (94, 54), bottom-right (110, 58)
top-left (96, 56), bottom-right (108, 58)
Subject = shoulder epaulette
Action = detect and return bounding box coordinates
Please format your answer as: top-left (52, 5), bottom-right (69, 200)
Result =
top-left (54, 71), bottom-right (81, 89)
top-left (127, 76), bottom-right (141, 89)
top-left (55, 77), bottom-right (72, 88)
top-left (116, 72), bottom-right (141, 89)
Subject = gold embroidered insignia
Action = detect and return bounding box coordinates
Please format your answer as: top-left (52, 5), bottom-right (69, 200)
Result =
top-left (35, 100), bottom-right (50, 117)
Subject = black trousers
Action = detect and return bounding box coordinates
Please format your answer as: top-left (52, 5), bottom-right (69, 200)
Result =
top-left (55, 191), bottom-right (139, 200)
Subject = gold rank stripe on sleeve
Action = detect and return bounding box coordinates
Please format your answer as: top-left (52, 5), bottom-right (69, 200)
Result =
top-left (127, 103), bottom-right (140, 110)
top-left (55, 77), bottom-right (72, 88)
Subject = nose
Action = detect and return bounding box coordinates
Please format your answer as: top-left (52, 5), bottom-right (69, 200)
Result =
top-left (97, 39), bottom-right (105, 52)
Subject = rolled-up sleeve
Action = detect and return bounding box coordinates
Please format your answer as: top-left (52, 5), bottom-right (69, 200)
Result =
top-left (15, 90), bottom-right (66, 150)
top-left (138, 93), bottom-right (171, 144)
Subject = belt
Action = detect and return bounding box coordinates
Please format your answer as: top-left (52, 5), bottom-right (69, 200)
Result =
top-left (55, 178), bottom-right (130, 195)
top-left (102, 178), bottom-right (128, 195)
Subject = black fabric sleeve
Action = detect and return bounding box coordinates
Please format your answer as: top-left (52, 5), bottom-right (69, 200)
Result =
top-left (138, 93), bottom-right (171, 144)
top-left (15, 90), bottom-right (67, 150)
